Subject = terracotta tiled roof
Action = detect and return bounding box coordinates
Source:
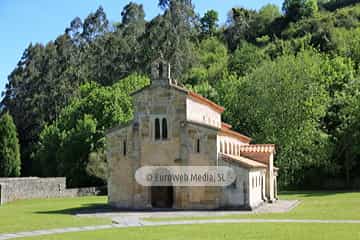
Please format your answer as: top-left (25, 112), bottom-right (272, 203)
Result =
top-left (220, 124), bottom-right (252, 143)
top-left (220, 153), bottom-right (267, 169)
top-left (239, 144), bottom-right (275, 153)
top-left (188, 91), bottom-right (225, 113)
top-left (221, 122), bottom-right (232, 129)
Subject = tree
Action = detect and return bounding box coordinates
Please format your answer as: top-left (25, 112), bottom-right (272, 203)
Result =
top-left (222, 50), bottom-right (334, 187)
top-left (0, 112), bottom-right (21, 177)
top-left (1, 38), bottom-right (81, 175)
top-left (140, 0), bottom-right (198, 81)
top-left (320, 0), bottom-right (359, 11)
top-left (34, 74), bottom-right (149, 187)
top-left (224, 7), bottom-right (258, 50)
top-left (121, 2), bottom-right (146, 31)
top-left (283, 0), bottom-right (318, 22)
top-left (336, 92), bottom-right (360, 185)
top-left (117, 2), bottom-right (147, 75)
top-left (186, 81), bottom-right (219, 103)
top-left (331, 27), bottom-right (360, 68)
top-left (229, 41), bottom-right (269, 76)
top-left (255, 4), bottom-right (281, 35)
top-left (81, 6), bottom-right (109, 43)
top-left (185, 37), bottom-right (228, 85)
top-left (200, 10), bottom-right (219, 38)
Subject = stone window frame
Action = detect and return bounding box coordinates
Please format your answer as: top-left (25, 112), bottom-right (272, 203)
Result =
top-left (193, 132), bottom-right (202, 154)
top-left (123, 140), bottom-right (127, 156)
top-left (162, 118), bottom-right (168, 140)
top-left (151, 115), bottom-right (170, 142)
top-left (196, 138), bottom-right (200, 153)
top-left (117, 134), bottom-right (127, 159)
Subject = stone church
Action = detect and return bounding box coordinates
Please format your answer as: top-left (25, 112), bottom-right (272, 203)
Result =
top-left (106, 60), bottom-right (278, 210)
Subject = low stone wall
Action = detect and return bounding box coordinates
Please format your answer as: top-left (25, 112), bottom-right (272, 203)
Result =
top-left (0, 177), bottom-right (105, 205)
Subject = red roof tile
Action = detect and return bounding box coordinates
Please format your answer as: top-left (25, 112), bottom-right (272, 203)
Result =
top-left (188, 91), bottom-right (225, 113)
top-left (220, 153), bottom-right (267, 169)
top-left (220, 125), bottom-right (252, 143)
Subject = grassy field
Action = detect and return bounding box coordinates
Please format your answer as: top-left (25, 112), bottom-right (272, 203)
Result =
top-left (16, 223), bottom-right (360, 240)
top-left (1, 192), bottom-right (360, 239)
top-left (147, 191), bottom-right (360, 221)
top-left (0, 196), bottom-right (110, 234)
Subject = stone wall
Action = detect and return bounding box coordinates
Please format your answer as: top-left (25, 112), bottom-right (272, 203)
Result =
top-left (0, 177), bottom-right (105, 205)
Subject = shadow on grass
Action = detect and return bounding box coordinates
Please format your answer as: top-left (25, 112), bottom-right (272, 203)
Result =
top-left (35, 204), bottom-right (259, 215)
top-left (35, 203), bottom-right (115, 215)
top-left (35, 191), bottom-right (359, 216)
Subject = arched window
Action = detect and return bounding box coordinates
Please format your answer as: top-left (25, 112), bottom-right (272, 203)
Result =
top-left (155, 118), bottom-right (160, 140)
top-left (237, 145), bottom-right (240, 156)
top-left (225, 142), bottom-right (228, 154)
top-left (123, 140), bottom-right (127, 156)
top-left (162, 118), bottom-right (168, 139)
top-left (229, 143), bottom-right (232, 154)
top-left (196, 138), bottom-right (200, 153)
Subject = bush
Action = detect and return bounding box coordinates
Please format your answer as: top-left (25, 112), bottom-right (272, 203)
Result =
top-left (0, 112), bottom-right (21, 177)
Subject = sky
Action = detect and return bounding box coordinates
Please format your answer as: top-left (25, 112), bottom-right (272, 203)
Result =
top-left (0, 0), bottom-right (283, 99)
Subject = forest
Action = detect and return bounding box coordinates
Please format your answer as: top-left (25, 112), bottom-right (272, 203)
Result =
top-left (1, 0), bottom-right (360, 189)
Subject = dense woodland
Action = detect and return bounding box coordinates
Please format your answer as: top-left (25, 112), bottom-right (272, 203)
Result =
top-left (1, 0), bottom-right (360, 189)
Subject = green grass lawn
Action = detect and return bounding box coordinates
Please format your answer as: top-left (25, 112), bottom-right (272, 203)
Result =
top-left (0, 196), bottom-right (111, 234)
top-left (16, 223), bottom-right (360, 240)
top-left (1, 192), bottom-right (360, 240)
top-left (147, 191), bottom-right (360, 221)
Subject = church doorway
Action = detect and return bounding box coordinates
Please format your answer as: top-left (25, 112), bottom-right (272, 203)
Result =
top-left (151, 186), bottom-right (174, 208)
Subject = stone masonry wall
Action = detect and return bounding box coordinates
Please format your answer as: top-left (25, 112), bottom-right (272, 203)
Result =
top-left (0, 177), bottom-right (104, 205)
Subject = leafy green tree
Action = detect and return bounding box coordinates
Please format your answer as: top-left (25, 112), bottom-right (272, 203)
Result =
top-left (1, 37), bottom-right (81, 175)
top-left (186, 81), bottom-right (219, 102)
top-left (117, 2), bottom-right (146, 73)
top-left (0, 112), bottom-right (21, 177)
top-left (336, 92), bottom-right (360, 184)
top-left (255, 4), bottom-right (281, 35)
top-left (322, 56), bottom-right (360, 185)
top-left (258, 4), bottom-right (281, 23)
top-left (141, 0), bottom-right (198, 81)
top-left (224, 7), bottom-right (258, 50)
top-left (185, 37), bottom-right (228, 85)
top-left (283, 0), bottom-right (318, 22)
top-left (200, 10), bottom-right (219, 38)
top-left (34, 74), bottom-right (148, 186)
top-left (331, 27), bottom-right (360, 68)
top-left (222, 50), bottom-right (334, 187)
top-left (229, 41), bottom-right (269, 76)
top-left (81, 6), bottom-right (109, 43)
top-left (320, 0), bottom-right (359, 11)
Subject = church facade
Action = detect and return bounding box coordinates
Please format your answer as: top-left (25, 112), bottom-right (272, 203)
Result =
top-left (106, 61), bottom-right (278, 210)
